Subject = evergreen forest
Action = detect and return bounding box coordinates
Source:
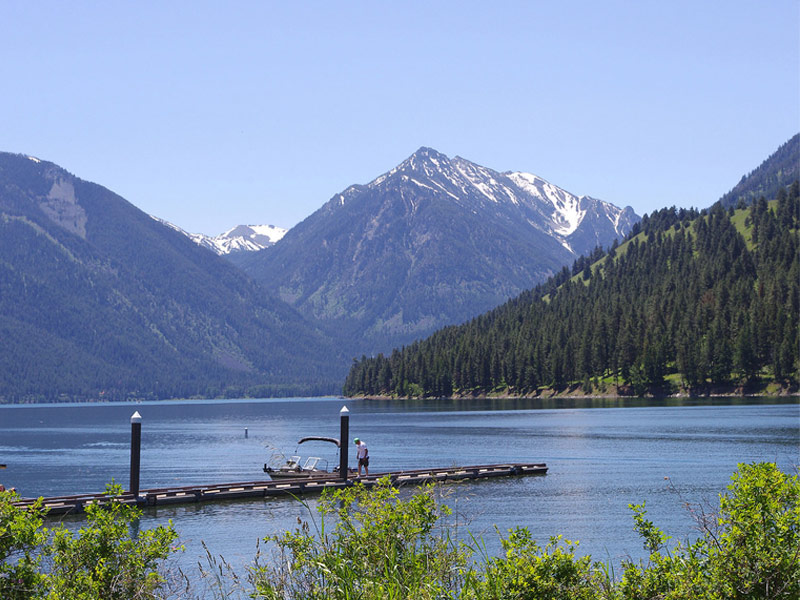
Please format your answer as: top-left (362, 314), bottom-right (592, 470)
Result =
top-left (718, 133), bottom-right (799, 209)
top-left (343, 183), bottom-right (800, 398)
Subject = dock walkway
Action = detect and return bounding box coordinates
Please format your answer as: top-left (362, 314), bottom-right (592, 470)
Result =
top-left (13, 462), bottom-right (547, 516)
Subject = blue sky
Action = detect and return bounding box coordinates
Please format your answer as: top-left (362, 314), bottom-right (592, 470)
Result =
top-left (2, 1), bottom-right (798, 234)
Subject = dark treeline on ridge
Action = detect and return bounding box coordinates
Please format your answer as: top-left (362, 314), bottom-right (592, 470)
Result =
top-left (718, 133), bottom-right (799, 209)
top-left (343, 183), bottom-right (800, 398)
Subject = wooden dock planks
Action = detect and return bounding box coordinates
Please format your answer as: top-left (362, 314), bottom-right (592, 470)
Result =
top-left (12, 462), bottom-right (547, 516)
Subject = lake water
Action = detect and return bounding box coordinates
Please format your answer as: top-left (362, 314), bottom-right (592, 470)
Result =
top-left (1, 396), bottom-right (798, 577)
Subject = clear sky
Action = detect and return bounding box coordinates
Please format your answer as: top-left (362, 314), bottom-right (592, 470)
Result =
top-left (2, 1), bottom-right (798, 235)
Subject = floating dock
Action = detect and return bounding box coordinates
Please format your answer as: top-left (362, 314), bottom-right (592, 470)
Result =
top-left (12, 462), bottom-right (547, 516)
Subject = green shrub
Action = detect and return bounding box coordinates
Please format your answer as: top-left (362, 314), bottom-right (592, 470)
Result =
top-left (0, 483), bottom-right (179, 600)
top-left (462, 530), bottom-right (611, 600)
top-left (250, 479), bottom-right (470, 600)
top-left (45, 483), bottom-right (179, 600)
top-left (0, 490), bottom-right (48, 599)
top-left (250, 463), bottom-right (799, 600)
top-left (619, 462), bottom-right (800, 599)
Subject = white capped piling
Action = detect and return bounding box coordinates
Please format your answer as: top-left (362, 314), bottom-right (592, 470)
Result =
top-left (339, 406), bottom-right (349, 481)
top-left (129, 411), bottom-right (142, 495)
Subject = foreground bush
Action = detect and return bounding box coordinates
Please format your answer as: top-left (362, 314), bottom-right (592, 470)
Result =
top-left (461, 531), bottom-right (611, 599)
top-left (249, 463), bottom-right (799, 600)
top-left (0, 483), bottom-right (178, 600)
top-left (618, 462), bottom-right (799, 599)
top-left (0, 492), bottom-right (47, 599)
top-left (251, 480), bottom-right (469, 599)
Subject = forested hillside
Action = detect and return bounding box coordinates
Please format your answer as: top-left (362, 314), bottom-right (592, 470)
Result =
top-left (718, 133), bottom-right (799, 209)
top-left (343, 183), bottom-right (799, 397)
top-left (0, 153), bottom-right (342, 402)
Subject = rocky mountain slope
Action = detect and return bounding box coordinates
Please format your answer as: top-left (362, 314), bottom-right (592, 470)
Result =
top-left (241, 147), bottom-right (638, 352)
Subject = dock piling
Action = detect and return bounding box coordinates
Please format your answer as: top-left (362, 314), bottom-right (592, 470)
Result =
top-left (129, 411), bottom-right (142, 495)
top-left (339, 406), bottom-right (349, 481)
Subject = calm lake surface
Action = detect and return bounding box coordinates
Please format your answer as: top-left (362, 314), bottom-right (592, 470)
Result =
top-left (1, 397), bottom-right (798, 574)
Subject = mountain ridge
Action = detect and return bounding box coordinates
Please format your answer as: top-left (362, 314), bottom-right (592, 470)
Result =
top-left (342, 139), bottom-right (800, 398)
top-left (342, 146), bottom-right (637, 252)
top-left (718, 133), bottom-right (799, 209)
top-left (0, 152), bottom-right (342, 401)
top-left (241, 147), bottom-right (639, 353)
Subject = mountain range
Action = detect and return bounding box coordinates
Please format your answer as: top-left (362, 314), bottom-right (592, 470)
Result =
top-left (5, 134), bottom-right (793, 402)
top-left (240, 147), bottom-right (638, 351)
top-left (0, 152), bottom-right (340, 401)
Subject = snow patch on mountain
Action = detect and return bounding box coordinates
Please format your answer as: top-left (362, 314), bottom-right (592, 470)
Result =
top-left (359, 147), bottom-right (635, 251)
top-left (506, 171), bottom-right (586, 236)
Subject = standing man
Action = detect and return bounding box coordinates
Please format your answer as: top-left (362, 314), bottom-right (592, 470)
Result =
top-left (354, 437), bottom-right (369, 477)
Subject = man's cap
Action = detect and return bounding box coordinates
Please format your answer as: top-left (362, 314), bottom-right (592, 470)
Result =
top-left (354, 438), bottom-right (360, 443)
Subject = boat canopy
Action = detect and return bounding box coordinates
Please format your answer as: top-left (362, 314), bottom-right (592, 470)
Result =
top-left (297, 436), bottom-right (340, 448)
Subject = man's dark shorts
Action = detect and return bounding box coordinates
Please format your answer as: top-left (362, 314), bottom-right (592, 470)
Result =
top-left (359, 457), bottom-right (369, 468)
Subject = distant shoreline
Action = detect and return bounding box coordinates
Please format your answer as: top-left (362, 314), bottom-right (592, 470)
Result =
top-left (352, 381), bottom-right (799, 401)
top-left (1, 384), bottom-right (797, 405)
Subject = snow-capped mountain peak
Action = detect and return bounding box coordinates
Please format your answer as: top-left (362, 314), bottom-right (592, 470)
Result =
top-left (206, 224), bottom-right (287, 254)
top-left (242, 147), bottom-right (640, 352)
top-left (358, 148), bottom-right (635, 248)
top-left (153, 218), bottom-right (287, 255)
